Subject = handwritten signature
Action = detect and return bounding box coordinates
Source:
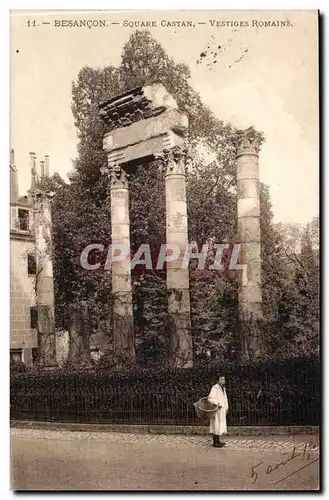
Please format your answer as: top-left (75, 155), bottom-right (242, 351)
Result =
top-left (250, 442), bottom-right (319, 486)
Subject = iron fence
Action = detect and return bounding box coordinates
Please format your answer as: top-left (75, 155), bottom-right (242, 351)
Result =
top-left (10, 383), bottom-right (320, 426)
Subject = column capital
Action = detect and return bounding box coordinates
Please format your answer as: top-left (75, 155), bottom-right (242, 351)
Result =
top-left (155, 145), bottom-right (191, 176)
top-left (234, 127), bottom-right (264, 157)
top-left (29, 189), bottom-right (54, 211)
top-left (100, 162), bottom-right (129, 189)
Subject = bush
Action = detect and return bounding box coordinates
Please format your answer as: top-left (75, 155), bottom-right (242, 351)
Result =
top-left (96, 349), bottom-right (133, 371)
top-left (10, 356), bottom-right (320, 426)
top-left (10, 360), bottom-right (27, 373)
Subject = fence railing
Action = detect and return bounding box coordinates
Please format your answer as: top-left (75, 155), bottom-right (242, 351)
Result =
top-left (10, 386), bottom-right (320, 427)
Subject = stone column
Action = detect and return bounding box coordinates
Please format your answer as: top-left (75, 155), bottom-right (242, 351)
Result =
top-left (161, 146), bottom-right (193, 367)
top-left (31, 191), bottom-right (57, 367)
top-left (68, 301), bottom-right (91, 366)
top-left (103, 162), bottom-right (135, 362)
top-left (236, 127), bottom-right (263, 358)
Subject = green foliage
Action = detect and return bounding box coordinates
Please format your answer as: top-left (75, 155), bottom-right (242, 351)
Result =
top-left (260, 183), bottom-right (290, 324)
top-left (278, 225), bottom-right (320, 357)
top-left (261, 200), bottom-right (319, 358)
top-left (10, 361), bottom-right (28, 374)
top-left (11, 357), bottom-right (320, 426)
top-left (297, 225), bottom-right (319, 317)
top-left (190, 265), bottom-right (238, 360)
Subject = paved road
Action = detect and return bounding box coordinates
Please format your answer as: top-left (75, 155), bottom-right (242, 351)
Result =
top-left (11, 429), bottom-right (320, 491)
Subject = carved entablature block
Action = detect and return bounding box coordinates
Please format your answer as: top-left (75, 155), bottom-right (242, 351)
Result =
top-left (99, 83), bottom-right (179, 130)
top-left (100, 84), bottom-right (188, 166)
top-left (234, 127), bottom-right (264, 157)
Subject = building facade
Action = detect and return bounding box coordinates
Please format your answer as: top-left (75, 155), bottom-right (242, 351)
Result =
top-left (10, 150), bottom-right (39, 365)
top-left (10, 150), bottom-right (72, 367)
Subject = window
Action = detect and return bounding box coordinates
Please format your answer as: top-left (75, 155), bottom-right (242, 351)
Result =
top-left (30, 307), bottom-right (38, 329)
top-left (18, 209), bottom-right (29, 231)
top-left (28, 254), bottom-right (36, 275)
top-left (10, 349), bottom-right (22, 363)
top-left (32, 348), bottom-right (39, 365)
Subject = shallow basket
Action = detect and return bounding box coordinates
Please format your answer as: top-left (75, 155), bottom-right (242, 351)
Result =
top-left (193, 397), bottom-right (219, 419)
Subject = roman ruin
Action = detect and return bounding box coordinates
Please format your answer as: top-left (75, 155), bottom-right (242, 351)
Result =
top-left (236, 127), bottom-right (263, 356)
top-left (100, 86), bottom-right (264, 364)
top-left (100, 83), bottom-right (193, 367)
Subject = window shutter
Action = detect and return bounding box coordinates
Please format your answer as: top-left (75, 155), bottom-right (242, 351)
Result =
top-left (10, 206), bottom-right (17, 230)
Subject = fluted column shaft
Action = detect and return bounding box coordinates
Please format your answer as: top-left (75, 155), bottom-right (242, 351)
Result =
top-left (236, 128), bottom-right (263, 357)
top-left (162, 147), bottom-right (193, 368)
top-left (108, 163), bottom-right (135, 361)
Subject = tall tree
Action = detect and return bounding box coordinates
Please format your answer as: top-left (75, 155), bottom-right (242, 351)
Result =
top-left (295, 226), bottom-right (319, 320)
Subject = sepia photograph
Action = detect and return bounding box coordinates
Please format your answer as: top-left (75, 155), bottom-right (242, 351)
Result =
top-left (9, 9), bottom-right (320, 491)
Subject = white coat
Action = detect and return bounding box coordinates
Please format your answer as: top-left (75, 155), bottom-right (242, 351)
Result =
top-left (208, 383), bottom-right (229, 436)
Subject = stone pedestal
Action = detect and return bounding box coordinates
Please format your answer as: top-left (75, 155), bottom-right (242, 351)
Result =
top-left (236, 128), bottom-right (263, 357)
top-left (30, 191), bottom-right (57, 367)
top-left (163, 147), bottom-right (193, 368)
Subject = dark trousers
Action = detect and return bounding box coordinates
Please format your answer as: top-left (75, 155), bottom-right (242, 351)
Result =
top-left (212, 434), bottom-right (220, 446)
top-left (212, 434), bottom-right (225, 447)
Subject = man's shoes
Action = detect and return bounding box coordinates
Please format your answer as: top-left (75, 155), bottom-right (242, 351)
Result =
top-left (218, 441), bottom-right (226, 447)
top-left (212, 435), bottom-right (222, 447)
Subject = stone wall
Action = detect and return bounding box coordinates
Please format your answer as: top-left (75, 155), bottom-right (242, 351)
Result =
top-left (10, 237), bottom-right (37, 364)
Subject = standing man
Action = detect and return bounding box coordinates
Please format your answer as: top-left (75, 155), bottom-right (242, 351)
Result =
top-left (208, 375), bottom-right (229, 448)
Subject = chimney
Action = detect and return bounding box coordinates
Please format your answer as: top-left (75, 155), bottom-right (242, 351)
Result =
top-left (40, 161), bottom-right (45, 178)
top-left (10, 149), bottom-right (18, 202)
top-left (44, 155), bottom-right (50, 177)
top-left (30, 152), bottom-right (37, 190)
top-left (10, 149), bottom-right (15, 167)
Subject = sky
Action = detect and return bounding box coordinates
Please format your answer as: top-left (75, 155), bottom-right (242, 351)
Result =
top-left (10, 10), bottom-right (319, 224)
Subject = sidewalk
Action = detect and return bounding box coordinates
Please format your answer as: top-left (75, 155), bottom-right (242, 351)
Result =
top-left (11, 420), bottom-right (319, 436)
top-left (11, 428), bottom-right (320, 490)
